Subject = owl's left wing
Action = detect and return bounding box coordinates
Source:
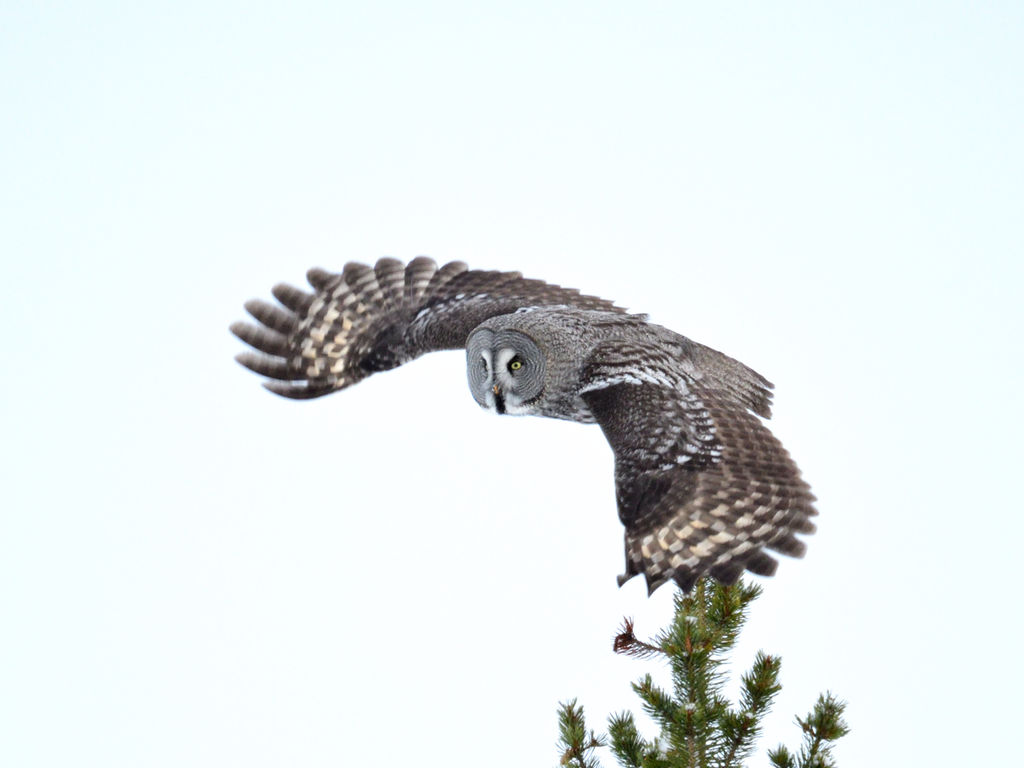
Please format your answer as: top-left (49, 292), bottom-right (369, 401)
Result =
top-left (579, 340), bottom-right (817, 594)
top-left (232, 257), bottom-right (626, 398)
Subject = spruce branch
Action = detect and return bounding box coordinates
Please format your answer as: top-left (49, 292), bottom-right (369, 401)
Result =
top-left (779, 692), bottom-right (849, 768)
top-left (718, 651), bottom-right (782, 767)
top-left (557, 699), bottom-right (605, 768)
top-left (633, 674), bottom-right (679, 732)
top-left (607, 712), bottom-right (654, 768)
top-left (767, 745), bottom-right (796, 768)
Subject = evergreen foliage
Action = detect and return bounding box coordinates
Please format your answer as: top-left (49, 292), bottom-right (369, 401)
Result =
top-left (556, 578), bottom-right (848, 768)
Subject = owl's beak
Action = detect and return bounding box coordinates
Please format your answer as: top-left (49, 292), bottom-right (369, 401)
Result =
top-left (492, 384), bottom-right (506, 415)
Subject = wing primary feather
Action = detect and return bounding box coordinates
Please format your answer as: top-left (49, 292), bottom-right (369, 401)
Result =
top-left (404, 257), bottom-right (438, 301)
top-left (709, 561), bottom-right (745, 584)
top-left (744, 551), bottom-right (779, 577)
top-left (271, 283), bottom-right (315, 313)
top-left (373, 258), bottom-right (406, 305)
top-left (426, 260), bottom-right (468, 293)
top-left (670, 571), bottom-right (700, 594)
top-left (306, 267), bottom-right (342, 291)
top-left (262, 381), bottom-right (335, 399)
top-left (234, 352), bottom-right (305, 380)
top-left (767, 534), bottom-right (807, 558)
top-left (342, 262), bottom-right (379, 292)
top-left (645, 573), bottom-right (671, 596)
top-left (244, 299), bottom-right (298, 334)
top-left (230, 322), bottom-right (290, 356)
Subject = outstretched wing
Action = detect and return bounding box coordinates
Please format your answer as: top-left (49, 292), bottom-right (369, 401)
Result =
top-left (579, 338), bottom-right (816, 594)
top-left (231, 257), bottom-right (626, 398)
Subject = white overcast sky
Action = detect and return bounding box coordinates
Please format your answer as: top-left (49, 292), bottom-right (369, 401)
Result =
top-left (2, 2), bottom-right (1021, 766)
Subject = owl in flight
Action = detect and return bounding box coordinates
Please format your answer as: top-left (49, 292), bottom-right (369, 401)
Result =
top-left (232, 257), bottom-right (816, 594)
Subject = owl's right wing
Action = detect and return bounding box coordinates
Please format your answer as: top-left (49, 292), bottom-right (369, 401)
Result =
top-left (231, 257), bottom-right (627, 398)
top-left (579, 339), bottom-right (817, 594)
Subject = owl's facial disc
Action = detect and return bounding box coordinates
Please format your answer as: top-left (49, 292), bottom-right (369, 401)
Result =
top-left (466, 328), bottom-right (545, 415)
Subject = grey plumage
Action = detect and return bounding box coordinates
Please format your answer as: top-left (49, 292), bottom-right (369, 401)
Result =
top-left (231, 257), bottom-right (816, 594)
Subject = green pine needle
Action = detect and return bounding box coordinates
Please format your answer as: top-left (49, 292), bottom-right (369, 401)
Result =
top-left (557, 699), bottom-right (605, 768)
top-left (607, 712), bottom-right (648, 768)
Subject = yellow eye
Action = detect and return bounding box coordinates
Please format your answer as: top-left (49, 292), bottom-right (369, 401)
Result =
top-left (509, 359), bottom-right (523, 371)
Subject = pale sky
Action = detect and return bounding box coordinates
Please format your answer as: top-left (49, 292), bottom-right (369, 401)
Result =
top-left (2, 3), bottom-right (1022, 766)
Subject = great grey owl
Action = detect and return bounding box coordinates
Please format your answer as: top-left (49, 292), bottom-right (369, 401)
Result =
top-left (231, 257), bottom-right (816, 594)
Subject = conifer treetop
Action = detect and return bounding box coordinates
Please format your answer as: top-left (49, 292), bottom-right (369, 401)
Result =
top-left (556, 578), bottom-right (849, 768)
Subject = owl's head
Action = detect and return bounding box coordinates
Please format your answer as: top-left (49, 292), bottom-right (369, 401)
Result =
top-left (466, 326), bottom-right (546, 415)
